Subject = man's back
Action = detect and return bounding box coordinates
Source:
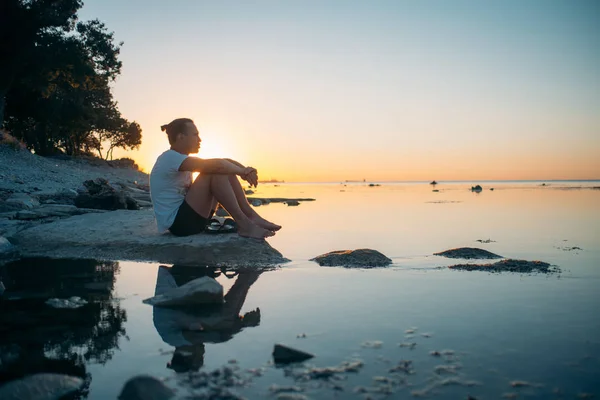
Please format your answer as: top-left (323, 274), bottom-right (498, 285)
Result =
top-left (150, 149), bottom-right (192, 232)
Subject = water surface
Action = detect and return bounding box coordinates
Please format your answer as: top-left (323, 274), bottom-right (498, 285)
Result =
top-left (1, 182), bottom-right (599, 399)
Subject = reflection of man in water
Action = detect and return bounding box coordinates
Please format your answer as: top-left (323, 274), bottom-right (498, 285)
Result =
top-left (151, 265), bottom-right (262, 372)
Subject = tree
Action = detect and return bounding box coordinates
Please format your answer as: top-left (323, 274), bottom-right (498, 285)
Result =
top-left (0, 0), bottom-right (83, 127)
top-left (2, 1), bottom-right (141, 157)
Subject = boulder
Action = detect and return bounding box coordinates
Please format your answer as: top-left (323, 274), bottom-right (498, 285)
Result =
top-left (143, 275), bottom-right (223, 307)
top-left (311, 249), bottom-right (392, 268)
top-left (12, 210), bottom-right (288, 267)
top-left (0, 373), bottom-right (84, 400)
top-left (285, 200), bottom-right (300, 206)
top-left (74, 178), bottom-right (139, 210)
top-left (5, 193), bottom-right (39, 209)
top-left (434, 247), bottom-right (502, 259)
top-left (272, 344), bottom-right (314, 364)
top-left (36, 189), bottom-right (78, 205)
top-left (119, 375), bottom-right (175, 400)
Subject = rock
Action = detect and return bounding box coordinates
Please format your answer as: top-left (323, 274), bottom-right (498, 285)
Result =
top-left (251, 199), bottom-right (262, 206)
top-left (311, 249), bottom-right (392, 268)
top-left (449, 259), bottom-right (556, 273)
top-left (36, 189), bottom-right (78, 205)
top-left (471, 185), bottom-right (483, 192)
top-left (45, 296), bottom-right (88, 309)
top-left (0, 373), bottom-right (84, 400)
top-left (14, 205), bottom-right (107, 221)
top-left (0, 236), bottom-right (18, 259)
top-left (12, 209), bottom-right (288, 267)
top-left (74, 178), bottom-right (139, 210)
top-left (5, 193), bottom-right (39, 209)
top-left (285, 200), bottom-right (300, 206)
top-left (143, 275), bottom-right (223, 307)
top-left (434, 247), bottom-right (502, 259)
top-left (118, 375), bottom-right (175, 400)
top-left (244, 189), bottom-right (254, 195)
top-left (272, 344), bottom-right (314, 364)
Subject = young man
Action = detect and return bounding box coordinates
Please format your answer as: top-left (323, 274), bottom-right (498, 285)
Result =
top-left (150, 118), bottom-right (281, 239)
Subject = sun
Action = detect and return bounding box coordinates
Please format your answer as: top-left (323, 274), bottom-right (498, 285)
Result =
top-left (194, 130), bottom-right (233, 159)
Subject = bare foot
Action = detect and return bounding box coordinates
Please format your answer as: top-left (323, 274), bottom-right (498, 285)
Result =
top-left (251, 216), bottom-right (282, 231)
top-left (238, 222), bottom-right (276, 239)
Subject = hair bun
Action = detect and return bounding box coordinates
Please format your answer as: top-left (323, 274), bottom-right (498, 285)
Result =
top-left (160, 124), bottom-right (168, 132)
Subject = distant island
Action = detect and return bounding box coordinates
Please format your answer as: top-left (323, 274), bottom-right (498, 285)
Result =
top-left (259, 179), bottom-right (285, 183)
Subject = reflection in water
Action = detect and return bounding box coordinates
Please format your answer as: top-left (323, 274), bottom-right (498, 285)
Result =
top-left (0, 258), bottom-right (127, 397)
top-left (151, 265), bottom-right (262, 373)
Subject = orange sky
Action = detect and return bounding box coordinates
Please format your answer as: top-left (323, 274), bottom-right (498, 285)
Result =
top-left (83, 1), bottom-right (600, 181)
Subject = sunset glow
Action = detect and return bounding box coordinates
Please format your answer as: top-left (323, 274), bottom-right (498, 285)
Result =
top-left (81, 0), bottom-right (600, 181)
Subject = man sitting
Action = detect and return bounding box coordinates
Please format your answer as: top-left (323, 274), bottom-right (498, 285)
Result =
top-left (150, 118), bottom-right (281, 239)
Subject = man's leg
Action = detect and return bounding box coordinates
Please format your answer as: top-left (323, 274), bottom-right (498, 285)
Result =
top-left (227, 176), bottom-right (281, 231)
top-left (185, 174), bottom-right (274, 239)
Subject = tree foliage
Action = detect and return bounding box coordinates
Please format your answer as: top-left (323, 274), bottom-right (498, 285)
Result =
top-left (0, 0), bottom-right (142, 157)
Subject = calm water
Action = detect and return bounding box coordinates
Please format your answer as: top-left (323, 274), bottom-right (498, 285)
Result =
top-left (1, 182), bottom-right (599, 399)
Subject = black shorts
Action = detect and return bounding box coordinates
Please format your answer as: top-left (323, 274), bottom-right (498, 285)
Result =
top-left (169, 201), bottom-right (211, 236)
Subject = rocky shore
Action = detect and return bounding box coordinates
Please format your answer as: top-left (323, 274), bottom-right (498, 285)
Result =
top-left (0, 145), bottom-right (287, 266)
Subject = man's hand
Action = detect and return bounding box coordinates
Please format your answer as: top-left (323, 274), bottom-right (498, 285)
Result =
top-left (241, 167), bottom-right (258, 187)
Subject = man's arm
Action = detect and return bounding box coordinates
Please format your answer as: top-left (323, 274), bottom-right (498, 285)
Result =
top-left (179, 157), bottom-right (245, 175)
top-left (179, 157), bottom-right (258, 186)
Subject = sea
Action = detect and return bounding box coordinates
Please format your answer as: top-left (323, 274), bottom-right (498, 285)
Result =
top-left (1, 180), bottom-right (599, 399)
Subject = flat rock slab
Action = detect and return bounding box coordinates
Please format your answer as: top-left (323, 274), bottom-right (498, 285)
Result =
top-left (311, 249), bottom-right (392, 268)
top-left (434, 247), bottom-right (502, 259)
top-left (11, 210), bottom-right (288, 267)
top-left (448, 259), bottom-right (556, 273)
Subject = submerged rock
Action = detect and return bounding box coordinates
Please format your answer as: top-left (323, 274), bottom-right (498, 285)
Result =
top-left (434, 247), bottom-right (502, 259)
top-left (448, 259), bottom-right (556, 273)
top-left (272, 344), bottom-right (314, 364)
top-left (143, 275), bottom-right (223, 307)
top-left (311, 249), bottom-right (392, 268)
top-left (0, 373), bottom-right (84, 400)
top-left (119, 375), bottom-right (175, 400)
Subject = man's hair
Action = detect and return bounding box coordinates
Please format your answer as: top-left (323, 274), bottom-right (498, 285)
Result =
top-left (161, 118), bottom-right (194, 145)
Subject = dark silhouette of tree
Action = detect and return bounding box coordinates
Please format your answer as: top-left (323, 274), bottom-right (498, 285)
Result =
top-left (0, 1), bottom-right (142, 157)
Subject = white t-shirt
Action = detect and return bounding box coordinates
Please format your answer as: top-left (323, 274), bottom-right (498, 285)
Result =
top-left (150, 149), bottom-right (193, 232)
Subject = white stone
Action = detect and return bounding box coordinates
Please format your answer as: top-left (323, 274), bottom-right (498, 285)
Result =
top-left (143, 274), bottom-right (223, 307)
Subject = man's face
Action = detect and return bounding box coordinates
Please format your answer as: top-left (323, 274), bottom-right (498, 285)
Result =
top-left (180, 123), bottom-right (201, 154)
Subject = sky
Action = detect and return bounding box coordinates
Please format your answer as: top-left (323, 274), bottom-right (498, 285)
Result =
top-left (79, 0), bottom-right (600, 181)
